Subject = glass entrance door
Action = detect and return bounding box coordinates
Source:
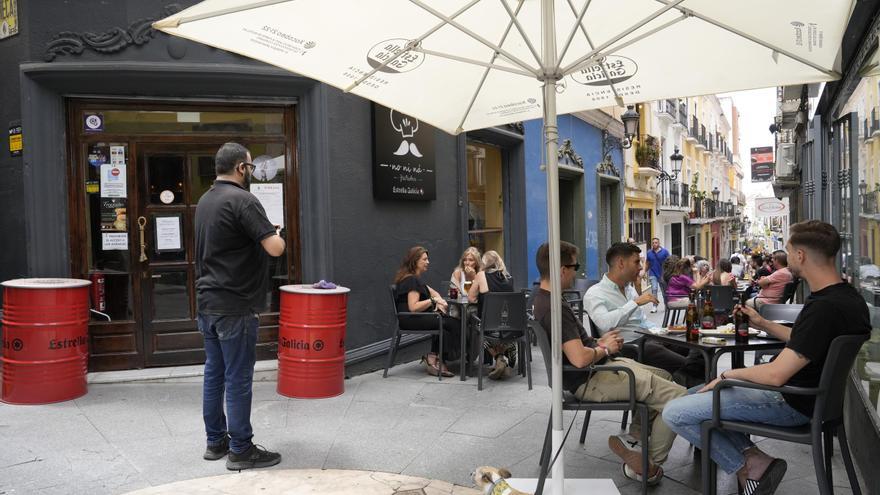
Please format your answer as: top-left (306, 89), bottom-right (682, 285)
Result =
top-left (69, 101), bottom-right (298, 370)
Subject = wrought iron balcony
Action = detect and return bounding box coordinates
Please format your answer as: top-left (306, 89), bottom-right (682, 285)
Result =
top-left (676, 101), bottom-right (688, 128)
top-left (687, 116), bottom-right (700, 143)
top-left (696, 124), bottom-right (707, 150)
top-left (872, 107), bottom-right (880, 137)
top-left (657, 99), bottom-right (676, 122)
top-left (657, 181), bottom-right (690, 211)
top-left (863, 190), bottom-right (879, 215)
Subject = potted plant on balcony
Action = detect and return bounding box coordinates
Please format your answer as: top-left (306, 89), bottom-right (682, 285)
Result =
top-left (635, 142), bottom-right (659, 168)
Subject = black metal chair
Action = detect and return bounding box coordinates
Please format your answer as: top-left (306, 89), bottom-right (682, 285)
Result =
top-left (532, 319), bottom-right (650, 495)
top-left (701, 333), bottom-right (869, 495)
top-left (660, 279), bottom-right (685, 327)
top-left (708, 284), bottom-right (736, 316)
top-left (781, 277), bottom-right (801, 304)
top-left (383, 284), bottom-right (445, 381)
top-left (470, 292), bottom-right (532, 391)
top-left (561, 278), bottom-right (600, 321)
top-left (753, 304), bottom-right (804, 365)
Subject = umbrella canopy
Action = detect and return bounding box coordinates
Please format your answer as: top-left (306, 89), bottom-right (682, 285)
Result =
top-left (155, 2), bottom-right (852, 493)
top-left (154, 0), bottom-right (849, 135)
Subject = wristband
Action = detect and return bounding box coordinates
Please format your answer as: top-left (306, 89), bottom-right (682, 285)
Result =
top-left (720, 371), bottom-right (728, 380)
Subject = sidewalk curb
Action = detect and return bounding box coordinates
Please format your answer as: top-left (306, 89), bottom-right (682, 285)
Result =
top-left (87, 359), bottom-right (279, 384)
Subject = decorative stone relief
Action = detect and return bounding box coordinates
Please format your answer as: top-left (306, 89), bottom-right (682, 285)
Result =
top-left (44, 4), bottom-right (181, 62)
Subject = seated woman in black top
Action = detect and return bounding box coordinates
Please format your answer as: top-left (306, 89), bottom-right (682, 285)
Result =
top-left (467, 250), bottom-right (516, 379)
top-left (393, 246), bottom-right (461, 377)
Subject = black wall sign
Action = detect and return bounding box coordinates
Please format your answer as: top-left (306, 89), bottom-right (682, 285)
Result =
top-left (372, 104), bottom-right (436, 200)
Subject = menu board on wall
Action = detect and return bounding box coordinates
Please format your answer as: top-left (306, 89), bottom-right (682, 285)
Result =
top-left (372, 103), bottom-right (436, 200)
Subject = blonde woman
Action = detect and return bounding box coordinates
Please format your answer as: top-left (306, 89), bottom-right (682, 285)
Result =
top-left (467, 250), bottom-right (516, 379)
top-left (450, 246), bottom-right (483, 294)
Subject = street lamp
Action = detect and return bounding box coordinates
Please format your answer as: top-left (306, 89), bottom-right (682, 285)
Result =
top-left (859, 179), bottom-right (868, 195)
top-left (620, 105), bottom-right (639, 148)
top-left (657, 146), bottom-right (683, 183)
top-left (711, 186), bottom-right (720, 202)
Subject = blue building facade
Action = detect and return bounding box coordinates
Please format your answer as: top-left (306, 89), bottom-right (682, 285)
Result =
top-left (524, 114), bottom-right (624, 284)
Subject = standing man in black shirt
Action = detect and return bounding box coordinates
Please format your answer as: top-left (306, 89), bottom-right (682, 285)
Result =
top-left (663, 220), bottom-right (870, 495)
top-left (195, 142), bottom-right (286, 471)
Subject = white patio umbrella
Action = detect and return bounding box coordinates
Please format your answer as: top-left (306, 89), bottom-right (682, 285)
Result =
top-left (155, 1), bottom-right (852, 492)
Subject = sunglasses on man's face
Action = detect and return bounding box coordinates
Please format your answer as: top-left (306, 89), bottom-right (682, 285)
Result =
top-left (564, 263), bottom-right (581, 272)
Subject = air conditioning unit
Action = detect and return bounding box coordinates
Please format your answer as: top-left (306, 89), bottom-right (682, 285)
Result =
top-left (776, 143), bottom-right (796, 177)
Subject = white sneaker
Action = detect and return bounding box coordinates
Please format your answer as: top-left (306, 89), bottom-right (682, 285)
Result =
top-left (650, 305), bottom-right (657, 313)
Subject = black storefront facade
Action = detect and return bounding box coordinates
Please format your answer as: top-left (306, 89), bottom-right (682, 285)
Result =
top-left (0, 1), bottom-right (527, 372)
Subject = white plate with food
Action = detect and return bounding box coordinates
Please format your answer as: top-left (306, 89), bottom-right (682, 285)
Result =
top-left (699, 324), bottom-right (760, 336)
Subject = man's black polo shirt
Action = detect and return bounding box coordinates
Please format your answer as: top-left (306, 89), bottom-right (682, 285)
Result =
top-left (194, 180), bottom-right (276, 315)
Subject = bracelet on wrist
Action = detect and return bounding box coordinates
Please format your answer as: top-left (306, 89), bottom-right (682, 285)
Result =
top-left (720, 371), bottom-right (728, 380)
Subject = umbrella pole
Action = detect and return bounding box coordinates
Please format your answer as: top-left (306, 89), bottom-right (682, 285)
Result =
top-left (541, 1), bottom-right (564, 494)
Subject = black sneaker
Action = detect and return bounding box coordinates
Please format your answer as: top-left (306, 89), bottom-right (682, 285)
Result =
top-left (203, 435), bottom-right (229, 461)
top-left (225, 444), bottom-right (281, 471)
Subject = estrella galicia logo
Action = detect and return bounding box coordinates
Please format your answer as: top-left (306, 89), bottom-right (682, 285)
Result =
top-left (570, 56), bottom-right (638, 87)
top-left (367, 38), bottom-right (425, 74)
top-left (303, 41), bottom-right (316, 49)
top-left (313, 340), bottom-right (325, 352)
top-left (12, 338), bottom-right (23, 351)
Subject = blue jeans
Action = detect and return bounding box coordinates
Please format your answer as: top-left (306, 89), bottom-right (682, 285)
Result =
top-left (198, 313), bottom-right (259, 455)
top-left (648, 275), bottom-right (660, 299)
top-left (662, 385), bottom-right (809, 474)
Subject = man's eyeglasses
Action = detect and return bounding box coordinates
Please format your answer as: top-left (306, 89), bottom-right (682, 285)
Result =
top-left (564, 263), bottom-right (581, 272)
top-left (241, 162), bottom-right (256, 172)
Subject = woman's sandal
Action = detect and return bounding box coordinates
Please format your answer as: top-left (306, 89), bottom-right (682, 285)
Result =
top-left (422, 355), bottom-right (454, 377)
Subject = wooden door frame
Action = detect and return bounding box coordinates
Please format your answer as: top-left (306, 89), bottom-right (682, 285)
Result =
top-left (66, 99), bottom-right (301, 371)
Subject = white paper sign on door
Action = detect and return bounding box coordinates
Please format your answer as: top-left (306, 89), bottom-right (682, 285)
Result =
top-left (102, 232), bottom-right (128, 250)
top-left (250, 183), bottom-right (284, 227)
top-left (100, 163), bottom-right (127, 198)
top-left (155, 216), bottom-right (182, 251)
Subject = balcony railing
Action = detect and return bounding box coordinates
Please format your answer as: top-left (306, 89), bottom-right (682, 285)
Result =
top-left (695, 124), bottom-right (707, 149)
top-left (863, 191), bottom-right (879, 215)
top-left (692, 199), bottom-right (703, 218)
top-left (657, 99), bottom-right (676, 120)
top-left (677, 102), bottom-right (688, 127)
top-left (636, 137), bottom-right (661, 170)
top-left (872, 107), bottom-right (880, 137)
top-left (658, 181), bottom-right (690, 209)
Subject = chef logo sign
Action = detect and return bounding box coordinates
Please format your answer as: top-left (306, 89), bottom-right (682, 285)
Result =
top-left (367, 38), bottom-right (425, 73)
top-left (571, 56), bottom-right (638, 86)
top-left (373, 104), bottom-right (436, 201)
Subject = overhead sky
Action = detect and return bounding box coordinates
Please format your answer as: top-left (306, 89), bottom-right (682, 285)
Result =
top-left (718, 87), bottom-right (777, 201)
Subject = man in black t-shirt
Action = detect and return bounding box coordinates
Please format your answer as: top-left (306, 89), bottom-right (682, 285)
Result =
top-left (533, 241), bottom-right (685, 486)
top-left (663, 221), bottom-right (870, 495)
top-left (194, 142), bottom-right (286, 471)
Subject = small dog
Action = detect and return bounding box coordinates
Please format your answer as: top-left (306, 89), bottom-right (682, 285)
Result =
top-left (472, 466), bottom-right (531, 495)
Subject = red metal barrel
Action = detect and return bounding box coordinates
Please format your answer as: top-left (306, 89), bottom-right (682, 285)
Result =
top-left (1, 278), bottom-right (91, 405)
top-left (277, 284), bottom-right (349, 399)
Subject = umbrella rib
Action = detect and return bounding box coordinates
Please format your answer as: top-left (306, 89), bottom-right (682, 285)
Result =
top-left (559, 0), bottom-right (623, 104)
top-left (563, 14), bottom-right (687, 77)
top-left (153, 0), bottom-right (294, 28)
top-left (556, 0), bottom-right (592, 69)
top-left (408, 0), bottom-right (540, 76)
top-left (454, 0), bottom-right (528, 133)
top-left (560, 0), bottom-right (686, 75)
top-left (652, 0), bottom-right (840, 78)
top-left (344, 0), bottom-right (484, 92)
top-left (412, 47), bottom-right (533, 77)
top-left (497, 0), bottom-right (543, 68)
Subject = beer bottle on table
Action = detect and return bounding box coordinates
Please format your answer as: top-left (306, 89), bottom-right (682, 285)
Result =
top-left (686, 290), bottom-right (700, 342)
top-left (701, 289), bottom-right (715, 329)
top-left (734, 292), bottom-right (750, 343)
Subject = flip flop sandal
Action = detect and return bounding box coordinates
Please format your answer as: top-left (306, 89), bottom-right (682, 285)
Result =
top-left (742, 458), bottom-right (787, 495)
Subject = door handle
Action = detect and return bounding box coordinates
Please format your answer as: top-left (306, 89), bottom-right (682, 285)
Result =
top-left (138, 216), bottom-right (148, 262)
